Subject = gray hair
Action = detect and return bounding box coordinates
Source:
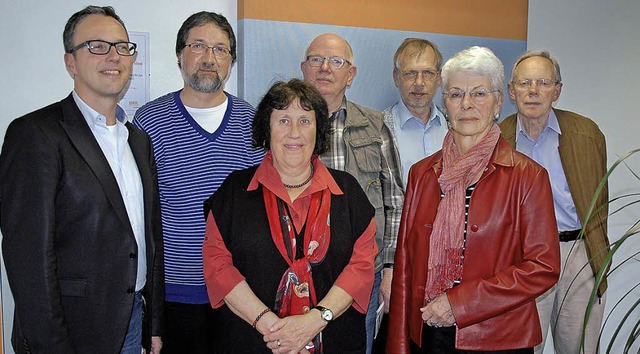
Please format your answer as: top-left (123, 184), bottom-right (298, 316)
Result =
top-left (63, 6), bottom-right (127, 53)
top-left (441, 46), bottom-right (504, 92)
top-left (510, 50), bottom-right (562, 84)
top-left (393, 38), bottom-right (443, 72)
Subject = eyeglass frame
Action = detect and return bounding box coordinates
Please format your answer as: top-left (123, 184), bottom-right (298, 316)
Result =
top-left (511, 78), bottom-right (559, 91)
top-left (442, 87), bottom-right (501, 104)
top-left (305, 55), bottom-right (352, 69)
top-left (183, 43), bottom-right (231, 58)
top-left (67, 40), bottom-right (137, 56)
top-left (398, 69), bottom-right (439, 82)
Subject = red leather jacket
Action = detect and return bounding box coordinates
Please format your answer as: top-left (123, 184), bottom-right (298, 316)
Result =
top-left (387, 138), bottom-right (560, 353)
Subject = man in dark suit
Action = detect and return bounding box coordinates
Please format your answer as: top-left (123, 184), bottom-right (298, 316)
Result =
top-left (0, 6), bottom-right (164, 354)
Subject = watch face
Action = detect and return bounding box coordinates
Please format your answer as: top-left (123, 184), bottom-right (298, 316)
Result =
top-left (322, 309), bottom-right (333, 321)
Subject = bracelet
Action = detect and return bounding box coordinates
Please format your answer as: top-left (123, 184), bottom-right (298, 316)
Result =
top-left (252, 307), bottom-right (271, 329)
top-left (383, 263), bottom-right (394, 269)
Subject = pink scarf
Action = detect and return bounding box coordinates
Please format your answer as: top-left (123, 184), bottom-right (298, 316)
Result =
top-left (424, 124), bottom-right (501, 302)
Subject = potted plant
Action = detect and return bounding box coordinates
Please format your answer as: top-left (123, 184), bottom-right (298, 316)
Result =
top-left (577, 148), bottom-right (640, 353)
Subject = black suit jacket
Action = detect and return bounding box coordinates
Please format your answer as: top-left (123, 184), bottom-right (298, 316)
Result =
top-left (0, 94), bottom-right (164, 354)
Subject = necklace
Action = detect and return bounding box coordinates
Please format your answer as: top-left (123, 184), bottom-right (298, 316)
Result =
top-left (283, 163), bottom-right (314, 189)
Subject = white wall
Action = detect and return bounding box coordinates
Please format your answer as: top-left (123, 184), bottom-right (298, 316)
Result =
top-left (0, 1), bottom-right (237, 134)
top-left (0, 1), bottom-right (237, 352)
top-left (528, 0), bottom-right (640, 352)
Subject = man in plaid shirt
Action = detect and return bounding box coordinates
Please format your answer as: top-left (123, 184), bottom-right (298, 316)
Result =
top-left (301, 33), bottom-right (404, 353)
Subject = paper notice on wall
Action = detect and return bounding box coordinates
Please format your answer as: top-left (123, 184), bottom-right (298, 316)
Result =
top-left (120, 31), bottom-right (150, 119)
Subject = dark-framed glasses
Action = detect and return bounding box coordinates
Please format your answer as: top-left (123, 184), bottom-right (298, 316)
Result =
top-left (400, 69), bottom-right (438, 82)
top-left (512, 78), bottom-right (558, 91)
top-left (306, 55), bottom-right (352, 69)
top-left (67, 40), bottom-right (137, 56)
top-left (184, 43), bottom-right (231, 58)
top-left (442, 88), bottom-right (500, 104)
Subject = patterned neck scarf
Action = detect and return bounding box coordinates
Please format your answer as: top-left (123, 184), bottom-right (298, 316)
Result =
top-left (263, 187), bottom-right (331, 353)
top-left (424, 124), bottom-right (501, 302)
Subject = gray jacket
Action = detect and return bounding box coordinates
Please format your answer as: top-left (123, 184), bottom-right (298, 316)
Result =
top-left (339, 100), bottom-right (404, 271)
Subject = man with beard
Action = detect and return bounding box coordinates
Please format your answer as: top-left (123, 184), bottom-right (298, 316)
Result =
top-left (133, 11), bottom-right (264, 354)
top-left (382, 38), bottom-right (448, 189)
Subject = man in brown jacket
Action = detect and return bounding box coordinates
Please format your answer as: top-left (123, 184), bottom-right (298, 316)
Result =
top-left (499, 50), bottom-right (609, 354)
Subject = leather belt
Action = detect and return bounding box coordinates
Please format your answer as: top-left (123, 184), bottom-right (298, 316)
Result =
top-left (559, 229), bottom-right (581, 242)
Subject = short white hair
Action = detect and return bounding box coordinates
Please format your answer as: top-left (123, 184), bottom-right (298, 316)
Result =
top-left (441, 46), bottom-right (504, 91)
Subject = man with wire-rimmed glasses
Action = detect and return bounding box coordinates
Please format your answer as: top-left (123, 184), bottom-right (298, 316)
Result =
top-left (301, 33), bottom-right (404, 354)
top-left (0, 5), bottom-right (164, 354)
top-left (383, 38), bottom-right (448, 190)
top-left (132, 11), bottom-right (264, 354)
top-left (499, 50), bottom-right (610, 354)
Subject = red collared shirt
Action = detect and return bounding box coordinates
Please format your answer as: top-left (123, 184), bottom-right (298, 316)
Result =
top-left (203, 152), bottom-right (377, 313)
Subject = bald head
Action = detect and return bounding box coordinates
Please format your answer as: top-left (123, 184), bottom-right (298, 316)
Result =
top-left (301, 33), bottom-right (357, 113)
top-left (304, 33), bottom-right (354, 63)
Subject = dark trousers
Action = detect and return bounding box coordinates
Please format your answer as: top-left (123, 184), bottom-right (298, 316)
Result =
top-left (162, 302), bottom-right (217, 354)
top-left (372, 314), bottom-right (389, 353)
top-left (409, 326), bottom-right (533, 354)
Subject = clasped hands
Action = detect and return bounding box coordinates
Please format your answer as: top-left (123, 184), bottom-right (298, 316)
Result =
top-left (260, 311), bottom-right (326, 354)
top-left (420, 293), bottom-right (456, 328)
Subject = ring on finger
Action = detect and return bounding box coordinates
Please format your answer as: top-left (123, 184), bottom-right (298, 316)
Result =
top-left (276, 339), bottom-right (281, 347)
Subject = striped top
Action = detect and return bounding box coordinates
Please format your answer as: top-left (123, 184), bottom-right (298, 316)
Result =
top-left (133, 91), bottom-right (265, 304)
top-left (452, 183), bottom-right (476, 286)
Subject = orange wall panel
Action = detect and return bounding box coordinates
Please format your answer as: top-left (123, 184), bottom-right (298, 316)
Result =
top-left (239, 0), bottom-right (528, 40)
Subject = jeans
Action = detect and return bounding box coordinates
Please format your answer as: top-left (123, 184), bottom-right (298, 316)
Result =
top-left (120, 292), bottom-right (143, 354)
top-left (366, 270), bottom-right (382, 354)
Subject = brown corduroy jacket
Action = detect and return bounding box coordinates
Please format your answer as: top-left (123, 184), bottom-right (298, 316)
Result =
top-left (499, 108), bottom-right (610, 294)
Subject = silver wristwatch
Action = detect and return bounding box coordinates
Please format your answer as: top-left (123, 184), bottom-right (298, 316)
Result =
top-left (315, 305), bottom-right (334, 322)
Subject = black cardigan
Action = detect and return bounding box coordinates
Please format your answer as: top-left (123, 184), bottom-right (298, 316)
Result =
top-left (204, 165), bottom-right (375, 353)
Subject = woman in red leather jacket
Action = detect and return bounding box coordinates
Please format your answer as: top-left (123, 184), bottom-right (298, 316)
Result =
top-left (386, 46), bottom-right (561, 354)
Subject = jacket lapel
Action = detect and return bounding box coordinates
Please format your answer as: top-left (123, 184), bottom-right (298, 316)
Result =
top-left (127, 123), bottom-right (157, 265)
top-left (554, 109), bottom-right (580, 215)
top-left (499, 115), bottom-right (518, 148)
top-left (58, 94), bottom-right (133, 233)
top-left (555, 109), bottom-right (571, 158)
top-left (126, 123), bottom-right (153, 227)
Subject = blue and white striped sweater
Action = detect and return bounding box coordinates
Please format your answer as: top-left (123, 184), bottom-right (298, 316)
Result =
top-left (133, 90), bottom-right (265, 304)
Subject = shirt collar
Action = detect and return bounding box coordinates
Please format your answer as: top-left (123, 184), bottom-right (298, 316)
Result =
top-left (397, 100), bottom-right (445, 129)
top-left (72, 90), bottom-right (128, 128)
top-left (547, 109), bottom-right (561, 134)
top-left (515, 109), bottom-right (561, 142)
top-left (248, 151), bottom-right (344, 199)
top-left (330, 98), bottom-right (348, 122)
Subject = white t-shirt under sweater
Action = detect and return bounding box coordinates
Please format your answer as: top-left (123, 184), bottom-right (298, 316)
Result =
top-left (186, 99), bottom-right (228, 134)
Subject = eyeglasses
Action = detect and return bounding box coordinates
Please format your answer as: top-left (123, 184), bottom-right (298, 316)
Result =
top-left (442, 88), bottom-right (499, 104)
top-left (67, 40), bottom-right (137, 56)
top-left (512, 78), bottom-right (558, 91)
top-left (184, 43), bottom-right (231, 58)
top-left (305, 55), bottom-right (352, 69)
top-left (399, 69), bottom-right (438, 82)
